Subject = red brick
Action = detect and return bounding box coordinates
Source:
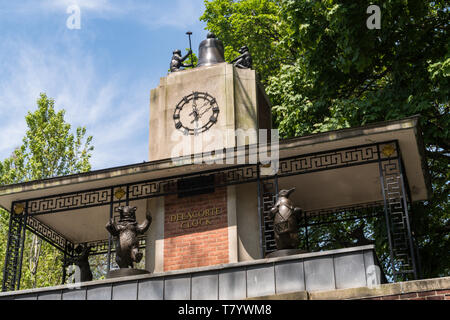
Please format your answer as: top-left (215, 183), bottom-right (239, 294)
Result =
top-left (418, 291), bottom-right (436, 297)
top-left (400, 292), bottom-right (418, 299)
top-left (381, 295), bottom-right (400, 300)
top-left (437, 290), bottom-right (450, 295)
top-left (163, 186), bottom-right (229, 271)
top-left (426, 296), bottom-right (444, 300)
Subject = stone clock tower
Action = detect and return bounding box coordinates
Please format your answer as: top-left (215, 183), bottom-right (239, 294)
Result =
top-left (149, 40), bottom-right (271, 162)
top-left (146, 34), bottom-right (273, 273)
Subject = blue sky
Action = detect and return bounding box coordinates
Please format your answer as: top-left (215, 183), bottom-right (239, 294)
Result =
top-left (0, 0), bottom-right (208, 170)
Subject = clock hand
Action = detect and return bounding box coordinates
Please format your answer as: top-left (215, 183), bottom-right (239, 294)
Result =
top-left (199, 105), bottom-right (212, 117)
top-left (197, 100), bottom-right (210, 112)
top-left (189, 102), bottom-right (201, 124)
top-left (189, 99), bottom-right (199, 117)
top-left (191, 116), bottom-right (200, 124)
top-left (190, 105), bottom-right (213, 124)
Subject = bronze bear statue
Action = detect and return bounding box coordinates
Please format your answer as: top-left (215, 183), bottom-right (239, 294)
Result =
top-left (106, 206), bottom-right (152, 269)
top-left (268, 188), bottom-right (302, 250)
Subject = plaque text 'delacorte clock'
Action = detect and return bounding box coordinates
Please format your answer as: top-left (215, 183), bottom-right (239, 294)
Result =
top-left (173, 92), bottom-right (220, 135)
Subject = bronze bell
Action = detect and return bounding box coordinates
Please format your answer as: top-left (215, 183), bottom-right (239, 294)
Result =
top-left (197, 32), bottom-right (225, 67)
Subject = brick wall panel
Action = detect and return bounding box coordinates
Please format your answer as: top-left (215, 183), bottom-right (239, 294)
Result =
top-left (163, 187), bottom-right (229, 272)
top-left (367, 288), bottom-right (449, 300)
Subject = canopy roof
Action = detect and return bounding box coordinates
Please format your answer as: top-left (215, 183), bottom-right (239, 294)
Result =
top-left (0, 116), bottom-right (430, 244)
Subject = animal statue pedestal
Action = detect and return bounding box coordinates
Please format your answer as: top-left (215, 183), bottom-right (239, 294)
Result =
top-left (106, 268), bottom-right (150, 279)
top-left (265, 249), bottom-right (308, 258)
top-left (106, 206), bottom-right (152, 279)
top-left (265, 188), bottom-right (309, 258)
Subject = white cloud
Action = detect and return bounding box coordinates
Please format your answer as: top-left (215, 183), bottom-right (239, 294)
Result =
top-left (0, 0), bottom-right (208, 170)
top-left (0, 37), bottom-right (150, 170)
top-left (41, 0), bottom-right (127, 16)
top-left (1, 0), bottom-right (205, 30)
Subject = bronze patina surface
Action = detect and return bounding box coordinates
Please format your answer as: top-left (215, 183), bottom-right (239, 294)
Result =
top-left (231, 45), bottom-right (252, 69)
top-left (170, 49), bottom-right (193, 72)
top-left (197, 32), bottom-right (225, 67)
top-left (106, 206), bottom-right (152, 269)
top-left (268, 188), bottom-right (303, 251)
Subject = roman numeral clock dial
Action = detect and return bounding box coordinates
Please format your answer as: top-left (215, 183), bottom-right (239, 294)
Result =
top-left (173, 92), bottom-right (220, 135)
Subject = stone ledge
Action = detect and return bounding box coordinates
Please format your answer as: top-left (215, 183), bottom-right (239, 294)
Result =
top-left (400, 276), bottom-right (450, 295)
top-left (309, 285), bottom-right (402, 300)
top-left (247, 291), bottom-right (309, 300)
top-left (248, 276), bottom-right (450, 300)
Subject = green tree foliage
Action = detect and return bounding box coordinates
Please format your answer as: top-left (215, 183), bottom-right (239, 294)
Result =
top-left (184, 48), bottom-right (199, 69)
top-left (201, 0), bottom-right (449, 279)
top-left (0, 93), bottom-right (94, 289)
top-left (201, 0), bottom-right (293, 81)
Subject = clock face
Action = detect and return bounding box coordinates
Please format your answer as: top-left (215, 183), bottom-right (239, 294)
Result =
top-left (173, 92), bottom-right (220, 135)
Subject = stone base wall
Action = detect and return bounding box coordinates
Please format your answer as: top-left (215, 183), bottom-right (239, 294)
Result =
top-left (364, 288), bottom-right (450, 300)
top-left (249, 276), bottom-right (450, 300)
top-left (0, 246), bottom-right (382, 300)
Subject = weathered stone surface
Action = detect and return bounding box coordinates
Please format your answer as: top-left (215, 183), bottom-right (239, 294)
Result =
top-left (304, 257), bottom-right (336, 292)
top-left (86, 285), bottom-right (112, 300)
top-left (191, 272), bottom-right (219, 300)
top-left (138, 279), bottom-right (164, 300)
top-left (400, 277), bottom-right (450, 294)
top-left (107, 268), bottom-right (150, 279)
top-left (334, 252), bottom-right (367, 289)
top-left (246, 264), bottom-right (275, 298)
top-left (112, 282), bottom-right (138, 300)
top-left (149, 63), bottom-right (271, 162)
top-left (219, 267), bottom-right (247, 300)
top-left (274, 260), bottom-right (305, 294)
top-left (246, 277), bottom-right (450, 300)
top-left (247, 291), bottom-right (308, 300)
top-left (37, 291), bottom-right (62, 300)
top-left (62, 289), bottom-right (86, 300)
top-left (14, 294), bottom-right (37, 300)
top-left (309, 284), bottom-right (402, 300)
top-left (164, 275), bottom-right (190, 300)
top-left (0, 246), bottom-right (394, 300)
top-left (266, 249), bottom-right (307, 258)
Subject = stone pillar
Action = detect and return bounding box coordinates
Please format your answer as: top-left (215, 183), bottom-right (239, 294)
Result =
top-left (145, 197), bottom-right (165, 273)
top-left (236, 183), bottom-right (263, 261)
